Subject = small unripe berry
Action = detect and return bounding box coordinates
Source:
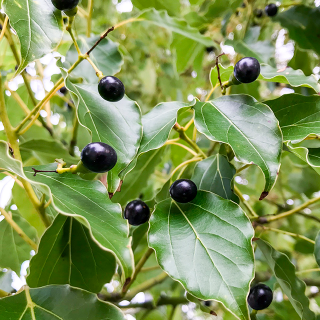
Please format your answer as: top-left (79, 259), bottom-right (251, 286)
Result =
top-left (265, 4), bottom-right (278, 17)
top-left (170, 179), bottom-right (197, 203)
top-left (248, 284), bottom-right (273, 310)
top-left (81, 142), bottom-right (117, 173)
top-left (234, 57), bottom-right (261, 84)
top-left (98, 76), bottom-right (125, 102)
top-left (51, 0), bottom-right (79, 11)
top-left (124, 200), bottom-right (150, 226)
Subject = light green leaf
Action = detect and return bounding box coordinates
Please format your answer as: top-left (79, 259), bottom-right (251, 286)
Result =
top-left (27, 214), bottom-right (116, 293)
top-left (191, 154), bottom-right (238, 202)
top-left (265, 94), bottom-right (320, 142)
top-left (139, 101), bottom-right (193, 155)
top-left (194, 95), bottom-right (282, 196)
top-left (65, 80), bottom-right (142, 192)
top-left (0, 285), bottom-right (125, 320)
top-left (315, 231), bottom-right (320, 267)
top-left (204, 0), bottom-right (242, 20)
top-left (2, 0), bottom-right (63, 74)
top-left (0, 142), bottom-right (134, 279)
top-left (257, 239), bottom-right (315, 320)
top-left (132, 0), bottom-right (180, 16)
top-left (66, 36), bottom-right (123, 83)
top-left (112, 149), bottom-right (164, 205)
top-left (0, 212), bottom-right (38, 274)
top-left (259, 64), bottom-right (320, 92)
top-left (137, 9), bottom-right (214, 47)
top-left (149, 190), bottom-right (254, 320)
top-left (275, 5), bottom-right (320, 56)
top-left (20, 139), bottom-right (78, 164)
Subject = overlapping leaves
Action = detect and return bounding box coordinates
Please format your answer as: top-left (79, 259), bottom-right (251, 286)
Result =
top-left (149, 190), bottom-right (254, 320)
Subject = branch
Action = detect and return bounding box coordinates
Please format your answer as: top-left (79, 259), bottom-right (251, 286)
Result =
top-left (117, 296), bottom-right (189, 309)
top-left (0, 208), bottom-right (37, 251)
top-left (86, 26), bottom-right (115, 56)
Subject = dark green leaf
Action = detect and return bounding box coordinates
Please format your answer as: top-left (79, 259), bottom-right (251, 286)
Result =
top-left (66, 36), bottom-right (123, 83)
top-left (0, 285), bottom-right (125, 319)
top-left (132, 0), bottom-right (180, 16)
top-left (194, 95), bottom-right (282, 195)
top-left (149, 190), bottom-right (254, 320)
top-left (2, 0), bottom-right (63, 73)
top-left (27, 215), bottom-right (116, 293)
top-left (191, 154), bottom-right (238, 202)
top-left (256, 239), bottom-right (315, 320)
top-left (0, 212), bottom-right (37, 274)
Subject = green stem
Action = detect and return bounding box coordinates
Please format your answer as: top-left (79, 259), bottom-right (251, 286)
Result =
top-left (234, 185), bottom-right (259, 218)
top-left (69, 109), bottom-right (79, 156)
top-left (87, 0), bottom-right (94, 37)
top-left (66, 16), bottom-right (81, 55)
top-left (250, 310), bottom-right (257, 320)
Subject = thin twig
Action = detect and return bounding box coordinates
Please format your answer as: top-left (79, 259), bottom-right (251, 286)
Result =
top-left (0, 15), bottom-right (9, 42)
top-left (86, 26), bottom-right (115, 56)
top-left (216, 53), bottom-right (225, 90)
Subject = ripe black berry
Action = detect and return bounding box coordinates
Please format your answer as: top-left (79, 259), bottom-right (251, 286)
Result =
top-left (52, 0), bottom-right (79, 11)
top-left (81, 142), bottom-right (117, 173)
top-left (234, 57), bottom-right (260, 84)
top-left (248, 284), bottom-right (273, 310)
top-left (59, 86), bottom-right (68, 95)
top-left (98, 76), bottom-right (125, 102)
top-left (124, 200), bottom-right (150, 226)
top-left (265, 4), bottom-right (278, 17)
top-left (204, 301), bottom-right (211, 307)
top-left (169, 179), bottom-right (197, 203)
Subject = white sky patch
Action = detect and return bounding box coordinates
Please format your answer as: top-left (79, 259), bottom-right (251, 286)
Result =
top-left (0, 176), bottom-right (15, 208)
top-left (116, 0), bottom-right (133, 13)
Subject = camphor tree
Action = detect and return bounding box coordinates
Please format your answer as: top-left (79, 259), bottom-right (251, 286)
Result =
top-left (1, 0), bottom-right (320, 319)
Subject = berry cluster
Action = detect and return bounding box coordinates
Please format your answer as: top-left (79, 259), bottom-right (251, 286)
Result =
top-left (255, 3), bottom-right (278, 18)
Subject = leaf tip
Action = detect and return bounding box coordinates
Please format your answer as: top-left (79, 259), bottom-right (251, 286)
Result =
top-left (259, 191), bottom-right (268, 200)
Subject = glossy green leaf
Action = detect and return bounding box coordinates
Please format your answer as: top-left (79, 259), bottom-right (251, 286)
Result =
top-left (259, 65), bottom-right (320, 92)
top-left (194, 95), bottom-right (282, 195)
top-left (266, 94), bottom-right (320, 142)
top-left (149, 190), bottom-right (254, 320)
top-left (191, 154), bottom-right (238, 202)
top-left (112, 148), bottom-right (164, 205)
top-left (27, 214), bottom-right (116, 293)
top-left (256, 239), bottom-right (315, 320)
top-left (0, 142), bottom-right (134, 279)
top-left (0, 285), bottom-right (125, 320)
top-left (275, 5), bottom-right (320, 56)
top-left (20, 139), bottom-right (78, 164)
top-left (65, 80), bottom-right (142, 192)
top-left (0, 212), bottom-right (37, 274)
top-left (139, 102), bottom-right (192, 154)
top-left (210, 64), bottom-right (234, 88)
top-left (137, 9), bottom-right (214, 47)
top-left (66, 36), bottom-right (123, 83)
top-left (2, 0), bottom-right (63, 74)
top-left (132, 0), bottom-right (180, 16)
top-left (315, 231), bottom-right (320, 267)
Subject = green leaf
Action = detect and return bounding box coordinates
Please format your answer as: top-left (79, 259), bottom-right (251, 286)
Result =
top-left (256, 239), bottom-right (315, 320)
top-left (259, 64), bottom-right (320, 92)
top-left (194, 95), bottom-right (282, 196)
top-left (265, 94), bottom-right (320, 142)
top-left (20, 139), bottom-right (78, 164)
top-left (149, 190), bottom-right (254, 320)
top-left (191, 154), bottom-right (238, 202)
top-left (0, 142), bottom-right (133, 279)
top-left (65, 80), bottom-right (142, 192)
top-left (112, 148), bottom-right (164, 205)
top-left (27, 214), bottom-right (116, 293)
top-left (66, 36), bottom-right (123, 84)
top-left (138, 102), bottom-right (192, 155)
top-left (204, 0), bottom-right (242, 20)
top-left (137, 9), bottom-right (214, 47)
top-left (275, 5), bottom-right (320, 56)
top-left (0, 285), bottom-right (125, 320)
top-left (0, 212), bottom-right (38, 274)
top-left (315, 231), bottom-right (320, 267)
top-left (2, 0), bottom-right (63, 74)
top-left (132, 0), bottom-right (180, 16)
top-left (210, 64), bottom-right (234, 88)
top-left (288, 47), bottom-right (317, 77)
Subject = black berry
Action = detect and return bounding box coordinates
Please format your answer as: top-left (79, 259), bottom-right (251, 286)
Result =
top-left (52, 0), bottom-right (79, 11)
top-left (124, 200), bottom-right (150, 226)
top-left (204, 301), bottom-right (211, 307)
top-left (59, 86), bottom-right (68, 95)
top-left (248, 284), bottom-right (273, 310)
top-left (81, 142), bottom-right (117, 173)
top-left (98, 76), bottom-right (125, 102)
top-left (265, 4), bottom-right (278, 17)
top-left (255, 9), bottom-right (263, 18)
top-left (169, 179), bottom-right (197, 203)
top-left (234, 57), bottom-right (260, 84)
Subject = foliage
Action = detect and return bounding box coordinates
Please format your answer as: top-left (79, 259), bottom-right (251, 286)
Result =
top-left (0, 0), bottom-right (320, 319)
